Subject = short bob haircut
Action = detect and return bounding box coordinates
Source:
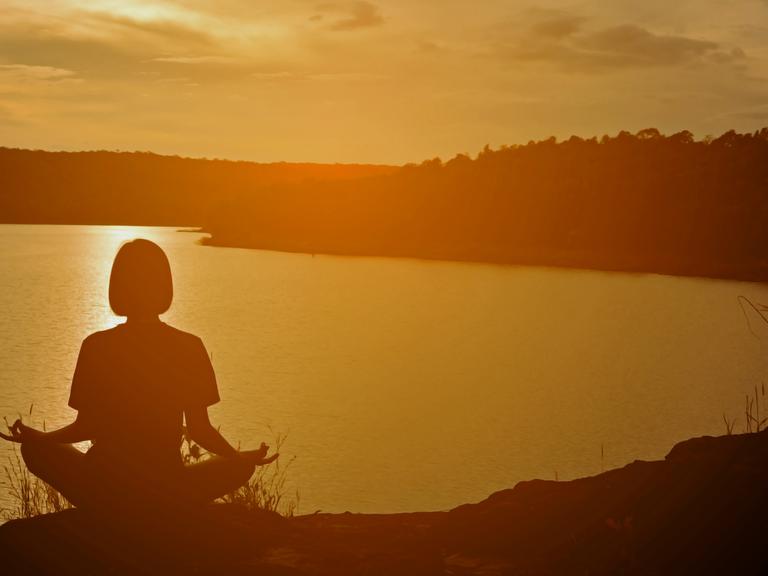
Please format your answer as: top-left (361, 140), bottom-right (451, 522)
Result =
top-left (109, 239), bottom-right (173, 316)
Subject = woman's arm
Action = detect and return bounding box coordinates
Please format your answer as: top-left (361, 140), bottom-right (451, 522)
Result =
top-left (40, 413), bottom-right (92, 443)
top-left (1, 413), bottom-right (92, 444)
top-left (185, 406), bottom-right (239, 458)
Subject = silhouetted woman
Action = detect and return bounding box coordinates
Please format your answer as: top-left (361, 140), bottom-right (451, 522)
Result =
top-left (1, 239), bottom-right (276, 513)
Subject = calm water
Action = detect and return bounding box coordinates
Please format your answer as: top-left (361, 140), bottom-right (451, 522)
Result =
top-left (1, 224), bottom-right (767, 514)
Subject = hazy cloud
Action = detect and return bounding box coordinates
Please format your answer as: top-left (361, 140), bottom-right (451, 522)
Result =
top-left (250, 70), bottom-right (386, 82)
top-left (498, 12), bottom-right (744, 72)
top-left (83, 12), bottom-right (214, 47)
top-left (306, 71), bottom-right (386, 81)
top-left (0, 15), bottom-right (255, 84)
top-left (0, 26), bottom-right (135, 77)
top-left (151, 56), bottom-right (239, 64)
top-left (735, 110), bottom-right (768, 120)
top-left (0, 103), bottom-right (23, 126)
top-left (313, 1), bottom-right (383, 31)
top-left (529, 12), bottom-right (585, 39)
top-left (416, 40), bottom-right (442, 53)
top-left (580, 25), bottom-right (722, 66)
top-left (0, 64), bottom-right (79, 82)
top-left (0, 4), bottom-right (224, 82)
top-left (251, 71), bottom-right (297, 81)
top-left (717, 104), bottom-right (768, 121)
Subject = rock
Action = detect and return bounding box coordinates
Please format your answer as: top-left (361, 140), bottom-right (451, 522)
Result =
top-left (3, 431), bottom-right (768, 575)
top-left (0, 504), bottom-right (290, 575)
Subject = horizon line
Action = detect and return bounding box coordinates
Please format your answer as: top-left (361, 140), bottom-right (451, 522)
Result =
top-left (2, 126), bottom-right (764, 167)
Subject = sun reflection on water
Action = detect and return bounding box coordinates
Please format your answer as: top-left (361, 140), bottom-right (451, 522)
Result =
top-left (85, 226), bottom-right (176, 332)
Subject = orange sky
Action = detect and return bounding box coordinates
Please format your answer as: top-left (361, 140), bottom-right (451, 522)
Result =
top-left (1, 1), bottom-right (767, 163)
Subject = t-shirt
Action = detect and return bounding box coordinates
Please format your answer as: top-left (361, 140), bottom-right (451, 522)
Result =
top-left (68, 321), bottom-right (219, 469)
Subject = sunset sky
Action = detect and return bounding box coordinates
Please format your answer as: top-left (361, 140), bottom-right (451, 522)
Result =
top-left (1, 0), bottom-right (767, 163)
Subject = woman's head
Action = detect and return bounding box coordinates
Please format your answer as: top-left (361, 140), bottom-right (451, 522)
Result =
top-left (109, 239), bottom-right (173, 317)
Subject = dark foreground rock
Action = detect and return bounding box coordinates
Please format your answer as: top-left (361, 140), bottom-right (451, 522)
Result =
top-left (3, 430), bottom-right (768, 575)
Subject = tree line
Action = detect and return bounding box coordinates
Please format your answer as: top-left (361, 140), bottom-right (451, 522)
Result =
top-left (205, 128), bottom-right (768, 280)
top-left (2, 128), bottom-right (768, 280)
top-left (0, 148), bottom-right (395, 225)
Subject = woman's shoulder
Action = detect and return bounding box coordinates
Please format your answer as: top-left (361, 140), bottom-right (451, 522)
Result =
top-left (156, 324), bottom-right (209, 359)
top-left (157, 322), bottom-right (204, 345)
top-left (82, 322), bottom-right (203, 346)
top-left (81, 325), bottom-right (121, 345)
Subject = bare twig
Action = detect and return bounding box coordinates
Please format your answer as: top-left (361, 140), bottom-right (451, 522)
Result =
top-left (737, 295), bottom-right (768, 338)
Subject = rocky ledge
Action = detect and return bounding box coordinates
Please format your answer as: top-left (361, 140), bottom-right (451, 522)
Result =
top-left (2, 430), bottom-right (768, 575)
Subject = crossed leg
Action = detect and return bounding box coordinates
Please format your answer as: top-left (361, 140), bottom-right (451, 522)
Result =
top-left (21, 441), bottom-right (261, 510)
top-left (180, 456), bottom-right (256, 505)
top-left (20, 441), bottom-right (89, 508)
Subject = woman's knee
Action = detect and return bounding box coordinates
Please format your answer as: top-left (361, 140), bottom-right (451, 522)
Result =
top-left (214, 458), bottom-right (255, 493)
top-left (20, 441), bottom-right (46, 475)
top-left (21, 441), bottom-right (81, 476)
top-left (233, 458), bottom-right (256, 485)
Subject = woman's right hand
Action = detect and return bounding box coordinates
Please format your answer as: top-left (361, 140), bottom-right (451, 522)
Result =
top-left (0, 419), bottom-right (45, 443)
top-left (0, 427), bottom-right (19, 443)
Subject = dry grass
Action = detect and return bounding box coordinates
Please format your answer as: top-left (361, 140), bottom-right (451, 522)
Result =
top-left (2, 442), bottom-right (72, 520)
top-left (744, 383), bottom-right (767, 433)
top-left (722, 384), bottom-right (767, 435)
top-left (183, 428), bottom-right (300, 517)
top-left (2, 411), bottom-right (73, 520)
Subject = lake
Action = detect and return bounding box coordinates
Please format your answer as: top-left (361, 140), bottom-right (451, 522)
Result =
top-left (1, 224), bottom-right (767, 514)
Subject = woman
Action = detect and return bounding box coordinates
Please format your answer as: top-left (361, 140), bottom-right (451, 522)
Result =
top-left (0, 238), bottom-right (276, 513)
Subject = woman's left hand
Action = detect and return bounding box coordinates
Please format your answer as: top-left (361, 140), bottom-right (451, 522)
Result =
top-left (239, 442), bottom-right (279, 466)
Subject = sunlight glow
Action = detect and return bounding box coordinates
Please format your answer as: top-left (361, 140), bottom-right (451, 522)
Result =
top-left (89, 226), bottom-right (175, 330)
top-left (72, 0), bottom-right (194, 24)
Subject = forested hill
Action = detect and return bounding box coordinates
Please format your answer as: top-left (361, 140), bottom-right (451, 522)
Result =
top-left (204, 128), bottom-right (768, 281)
top-left (3, 129), bottom-right (768, 281)
top-left (0, 148), bottom-right (397, 225)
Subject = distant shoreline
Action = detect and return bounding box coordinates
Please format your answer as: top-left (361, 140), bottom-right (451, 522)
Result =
top-left (0, 222), bottom-right (764, 283)
top-left (200, 231), bottom-right (768, 284)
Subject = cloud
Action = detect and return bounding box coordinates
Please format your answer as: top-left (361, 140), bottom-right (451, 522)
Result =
top-left (735, 111), bottom-right (768, 120)
top-left (0, 3), bottom-right (308, 89)
top-left (580, 25), bottom-right (719, 66)
top-left (0, 18), bottom-right (253, 84)
top-left (0, 4), bottom-right (222, 82)
top-left (306, 71), bottom-right (386, 81)
top-left (252, 71), bottom-right (297, 81)
top-left (0, 102), bottom-right (29, 127)
top-left (497, 12), bottom-right (745, 72)
top-left (0, 64), bottom-right (78, 82)
top-left (529, 12), bottom-right (585, 39)
top-left (715, 104), bottom-right (768, 121)
top-left (416, 40), bottom-right (441, 53)
top-left (151, 55), bottom-right (239, 64)
top-left (0, 26), bottom-right (135, 78)
top-left (83, 12), bottom-right (214, 47)
top-left (250, 70), bottom-right (387, 82)
top-left (312, 1), bottom-right (383, 31)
